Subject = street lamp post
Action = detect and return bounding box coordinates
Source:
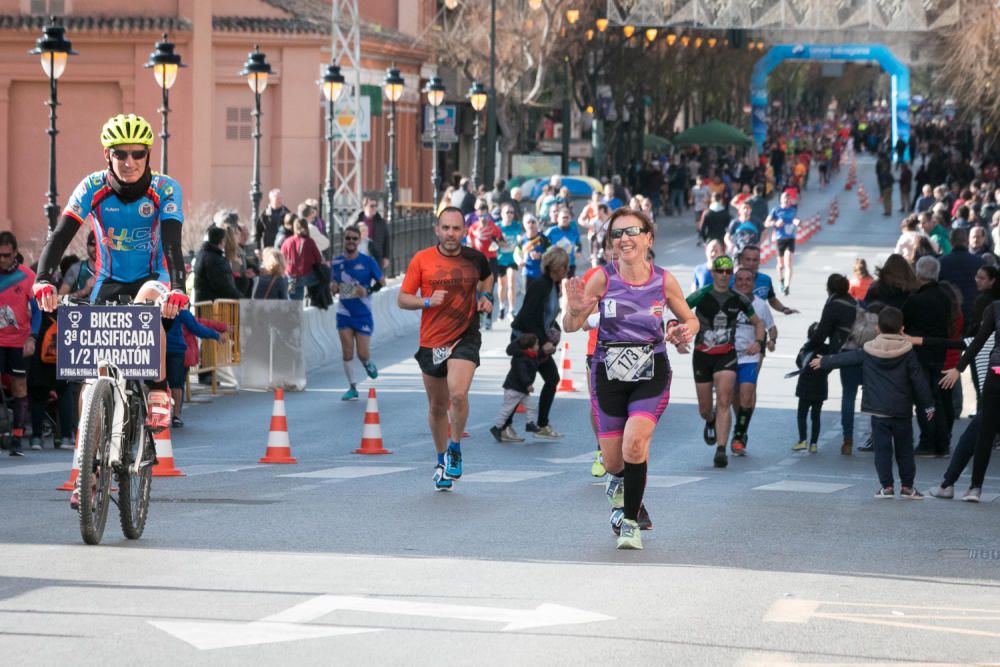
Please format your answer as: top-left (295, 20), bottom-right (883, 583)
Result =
top-left (423, 76), bottom-right (446, 211)
top-left (467, 82), bottom-right (487, 189)
top-left (382, 67), bottom-right (404, 226)
top-left (484, 0), bottom-right (498, 188)
top-left (29, 18), bottom-right (76, 235)
top-left (145, 33), bottom-right (185, 175)
top-left (239, 45), bottom-right (273, 235)
top-left (319, 61), bottom-right (345, 246)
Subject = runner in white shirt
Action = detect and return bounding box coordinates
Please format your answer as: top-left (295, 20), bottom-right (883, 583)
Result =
top-left (730, 267), bottom-right (778, 455)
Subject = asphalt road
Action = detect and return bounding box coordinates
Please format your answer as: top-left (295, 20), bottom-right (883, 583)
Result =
top-left (1, 156), bottom-right (997, 666)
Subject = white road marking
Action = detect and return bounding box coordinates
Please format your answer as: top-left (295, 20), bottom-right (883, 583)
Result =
top-left (460, 470), bottom-right (560, 483)
top-left (752, 480), bottom-right (853, 494)
top-left (646, 475), bottom-right (706, 488)
top-left (0, 461), bottom-right (72, 475)
top-left (149, 619), bottom-right (378, 651)
top-left (279, 466), bottom-right (414, 479)
top-left (543, 453), bottom-right (597, 464)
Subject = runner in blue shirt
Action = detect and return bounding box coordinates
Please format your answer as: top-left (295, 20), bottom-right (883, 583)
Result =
top-left (518, 215), bottom-right (550, 288)
top-left (732, 245), bottom-right (799, 317)
top-left (331, 224), bottom-right (386, 401)
top-left (764, 191), bottom-right (800, 295)
top-left (495, 203), bottom-right (523, 322)
top-left (544, 208), bottom-right (581, 277)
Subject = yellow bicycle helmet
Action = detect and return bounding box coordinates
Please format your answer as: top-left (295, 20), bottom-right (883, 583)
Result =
top-left (100, 113), bottom-right (154, 148)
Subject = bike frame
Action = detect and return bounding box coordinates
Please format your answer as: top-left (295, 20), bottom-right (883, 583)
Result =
top-left (73, 360), bottom-right (139, 475)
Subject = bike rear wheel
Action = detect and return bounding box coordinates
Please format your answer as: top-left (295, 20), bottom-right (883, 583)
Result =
top-left (78, 381), bottom-right (114, 545)
top-left (119, 384), bottom-right (153, 540)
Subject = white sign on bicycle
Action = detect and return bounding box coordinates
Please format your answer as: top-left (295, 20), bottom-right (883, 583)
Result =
top-left (57, 305), bottom-right (162, 380)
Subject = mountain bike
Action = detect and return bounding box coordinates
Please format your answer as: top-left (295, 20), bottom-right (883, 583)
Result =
top-left (59, 299), bottom-right (160, 545)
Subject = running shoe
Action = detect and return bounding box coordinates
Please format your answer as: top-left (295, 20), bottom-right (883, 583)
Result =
top-left (792, 441), bottom-right (808, 452)
top-left (703, 417), bottom-right (716, 445)
top-left (9, 448), bottom-right (23, 457)
top-left (874, 486), bottom-right (894, 499)
top-left (637, 504), bottom-right (653, 531)
top-left (962, 487), bottom-right (982, 503)
top-left (30, 438), bottom-right (42, 451)
top-left (341, 386), bottom-right (359, 401)
top-left (145, 389), bottom-right (172, 434)
top-left (713, 447), bottom-right (728, 469)
top-left (929, 484), bottom-right (954, 499)
top-left (610, 507), bottom-right (624, 535)
top-left (606, 475), bottom-right (624, 508)
top-left (362, 359), bottom-right (379, 380)
top-left (433, 464), bottom-right (453, 491)
top-left (591, 450), bottom-right (606, 477)
top-left (501, 426), bottom-right (524, 442)
top-left (808, 442), bottom-right (818, 454)
top-left (444, 447), bottom-right (462, 479)
top-left (857, 435), bottom-right (874, 452)
top-left (532, 425), bottom-right (563, 439)
top-left (899, 486), bottom-right (924, 500)
top-left (616, 519), bottom-right (643, 550)
top-left (731, 439), bottom-right (746, 456)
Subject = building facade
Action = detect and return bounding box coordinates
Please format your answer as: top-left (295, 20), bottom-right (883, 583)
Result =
top-left (0, 0), bottom-right (438, 259)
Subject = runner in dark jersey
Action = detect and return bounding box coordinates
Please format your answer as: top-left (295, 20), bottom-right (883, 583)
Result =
top-left (399, 207), bottom-right (493, 492)
top-left (564, 209), bottom-right (697, 550)
top-left (685, 256), bottom-right (764, 469)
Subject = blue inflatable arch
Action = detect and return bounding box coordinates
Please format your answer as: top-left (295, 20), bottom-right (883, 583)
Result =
top-left (751, 44), bottom-right (910, 161)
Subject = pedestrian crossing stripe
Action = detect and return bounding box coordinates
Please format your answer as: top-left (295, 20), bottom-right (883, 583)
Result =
top-left (752, 480), bottom-right (853, 494)
top-left (280, 466), bottom-right (414, 479)
top-left (0, 461), bottom-right (73, 476)
top-left (460, 470), bottom-right (559, 483)
top-left (645, 475), bottom-right (706, 488)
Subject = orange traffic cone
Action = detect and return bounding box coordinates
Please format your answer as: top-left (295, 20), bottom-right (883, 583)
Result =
top-left (355, 388), bottom-right (390, 455)
top-left (152, 426), bottom-right (186, 477)
top-left (259, 389), bottom-right (297, 464)
top-left (57, 431), bottom-right (80, 491)
top-left (557, 341), bottom-right (578, 392)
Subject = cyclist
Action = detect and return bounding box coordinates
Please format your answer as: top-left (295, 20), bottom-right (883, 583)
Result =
top-left (32, 114), bottom-right (188, 460)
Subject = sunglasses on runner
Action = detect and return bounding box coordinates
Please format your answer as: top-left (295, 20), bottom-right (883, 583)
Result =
top-left (344, 235), bottom-right (360, 242)
top-left (609, 226), bottom-right (645, 239)
top-left (713, 268), bottom-right (733, 275)
top-left (110, 149), bottom-right (149, 161)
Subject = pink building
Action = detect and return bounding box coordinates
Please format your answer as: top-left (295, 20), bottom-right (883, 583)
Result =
top-left (0, 0), bottom-right (437, 260)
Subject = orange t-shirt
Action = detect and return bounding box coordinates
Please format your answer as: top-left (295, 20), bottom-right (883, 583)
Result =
top-left (848, 275), bottom-right (873, 302)
top-left (401, 245), bottom-right (491, 348)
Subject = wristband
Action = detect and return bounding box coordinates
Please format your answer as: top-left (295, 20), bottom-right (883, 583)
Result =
top-left (479, 291), bottom-right (494, 303)
top-left (423, 297), bottom-right (431, 309)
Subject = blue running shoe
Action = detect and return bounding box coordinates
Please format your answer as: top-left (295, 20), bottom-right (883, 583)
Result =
top-left (362, 360), bottom-right (379, 380)
top-left (444, 447), bottom-right (463, 479)
top-left (341, 386), bottom-right (359, 401)
top-left (433, 465), bottom-right (453, 491)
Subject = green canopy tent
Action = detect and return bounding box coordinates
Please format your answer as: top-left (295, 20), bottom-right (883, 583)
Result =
top-left (643, 133), bottom-right (672, 152)
top-left (672, 120), bottom-right (753, 147)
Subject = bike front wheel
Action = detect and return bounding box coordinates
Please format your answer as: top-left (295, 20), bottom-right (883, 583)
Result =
top-left (119, 386), bottom-right (153, 540)
top-left (78, 381), bottom-right (114, 545)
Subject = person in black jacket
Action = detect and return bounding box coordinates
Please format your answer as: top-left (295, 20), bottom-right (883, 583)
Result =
top-left (490, 333), bottom-right (539, 443)
top-left (355, 198), bottom-right (391, 273)
top-left (194, 226), bottom-right (243, 302)
top-left (813, 306), bottom-right (934, 499)
top-left (793, 325), bottom-right (829, 453)
top-left (510, 246), bottom-right (569, 439)
top-left (253, 188), bottom-right (290, 252)
top-left (810, 273), bottom-right (864, 455)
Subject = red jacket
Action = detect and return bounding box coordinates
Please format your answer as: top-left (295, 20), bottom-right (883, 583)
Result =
top-left (183, 317), bottom-right (228, 368)
top-left (281, 236), bottom-right (323, 278)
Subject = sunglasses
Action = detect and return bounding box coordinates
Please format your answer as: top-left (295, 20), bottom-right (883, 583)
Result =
top-left (609, 226), bottom-right (645, 239)
top-left (344, 236), bottom-right (360, 242)
top-left (110, 149), bottom-right (149, 161)
top-left (713, 268), bottom-right (733, 275)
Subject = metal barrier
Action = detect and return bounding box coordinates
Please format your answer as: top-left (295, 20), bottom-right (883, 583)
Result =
top-left (190, 299), bottom-right (242, 395)
top-left (388, 208), bottom-right (437, 278)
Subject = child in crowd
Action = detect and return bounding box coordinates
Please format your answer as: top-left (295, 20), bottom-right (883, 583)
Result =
top-left (812, 306), bottom-right (934, 499)
top-left (166, 306), bottom-right (226, 428)
top-left (793, 323), bottom-right (829, 453)
top-left (490, 333), bottom-right (539, 443)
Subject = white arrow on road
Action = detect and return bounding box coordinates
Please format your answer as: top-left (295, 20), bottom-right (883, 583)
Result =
top-left (263, 594), bottom-right (615, 632)
top-left (151, 595), bottom-right (613, 649)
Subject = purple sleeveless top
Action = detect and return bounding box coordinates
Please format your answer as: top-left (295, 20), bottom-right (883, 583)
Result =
top-left (595, 262), bottom-right (669, 362)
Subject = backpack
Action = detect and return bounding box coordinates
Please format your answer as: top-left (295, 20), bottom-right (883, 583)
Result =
top-left (840, 301), bottom-right (878, 350)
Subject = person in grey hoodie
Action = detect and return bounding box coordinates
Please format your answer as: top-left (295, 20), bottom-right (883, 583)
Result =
top-left (811, 306), bottom-right (935, 499)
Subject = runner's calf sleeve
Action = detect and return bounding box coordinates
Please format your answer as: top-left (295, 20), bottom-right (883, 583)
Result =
top-left (12, 396), bottom-right (28, 429)
top-left (342, 359), bottom-right (356, 386)
top-left (623, 461), bottom-right (647, 521)
top-left (735, 406), bottom-right (754, 438)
